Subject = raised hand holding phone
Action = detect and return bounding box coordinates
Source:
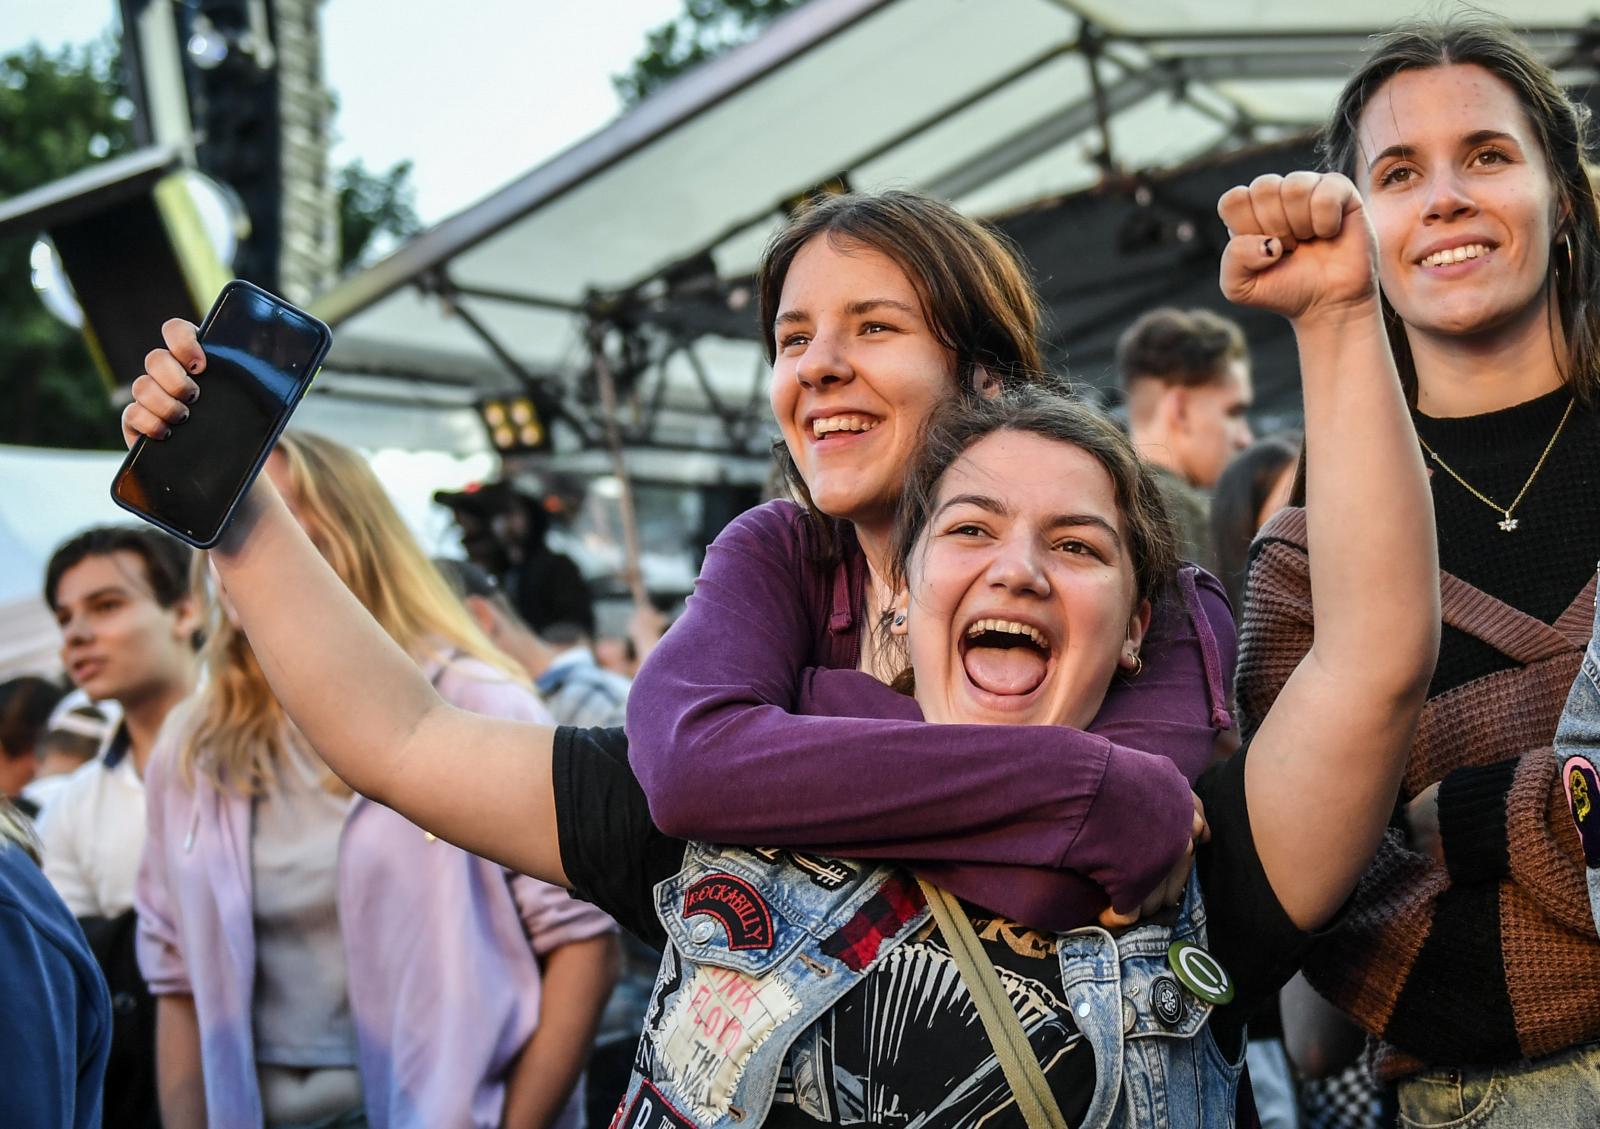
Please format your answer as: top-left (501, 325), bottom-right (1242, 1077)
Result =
top-left (113, 280), bottom-right (331, 548)
top-left (120, 302), bottom-right (570, 886)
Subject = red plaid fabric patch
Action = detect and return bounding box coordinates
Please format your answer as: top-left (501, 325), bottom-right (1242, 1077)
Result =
top-left (819, 873), bottom-right (926, 972)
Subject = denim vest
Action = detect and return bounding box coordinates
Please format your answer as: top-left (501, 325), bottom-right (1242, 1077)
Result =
top-left (611, 843), bottom-right (1244, 1129)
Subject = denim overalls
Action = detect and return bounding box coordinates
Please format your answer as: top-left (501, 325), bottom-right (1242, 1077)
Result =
top-left (611, 843), bottom-right (1244, 1129)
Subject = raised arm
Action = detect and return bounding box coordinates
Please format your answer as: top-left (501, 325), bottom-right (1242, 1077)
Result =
top-left (626, 502), bottom-right (1222, 913)
top-left (123, 323), bottom-right (568, 886)
top-left (1218, 173), bottom-right (1439, 930)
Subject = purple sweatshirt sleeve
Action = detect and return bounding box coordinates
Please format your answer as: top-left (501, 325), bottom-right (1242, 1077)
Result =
top-left (627, 502), bottom-right (1229, 922)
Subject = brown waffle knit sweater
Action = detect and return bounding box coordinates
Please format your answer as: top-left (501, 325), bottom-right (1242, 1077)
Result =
top-left (1238, 504), bottom-right (1600, 1080)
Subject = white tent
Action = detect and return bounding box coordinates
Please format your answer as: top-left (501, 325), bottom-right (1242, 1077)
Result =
top-left (0, 446), bottom-right (126, 679)
top-left (302, 0), bottom-right (1600, 460)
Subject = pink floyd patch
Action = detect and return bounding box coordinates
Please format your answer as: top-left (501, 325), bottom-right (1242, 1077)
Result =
top-left (683, 873), bottom-right (774, 950)
top-left (614, 1080), bottom-right (698, 1129)
top-left (1564, 756), bottom-right (1600, 867)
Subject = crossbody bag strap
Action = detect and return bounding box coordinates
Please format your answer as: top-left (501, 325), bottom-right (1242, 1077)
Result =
top-left (916, 877), bottom-right (1071, 1129)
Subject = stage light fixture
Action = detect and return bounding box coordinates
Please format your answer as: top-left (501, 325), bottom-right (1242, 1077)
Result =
top-left (477, 394), bottom-right (552, 455)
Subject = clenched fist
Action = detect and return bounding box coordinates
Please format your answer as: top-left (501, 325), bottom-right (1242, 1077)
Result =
top-left (1218, 172), bottom-right (1378, 322)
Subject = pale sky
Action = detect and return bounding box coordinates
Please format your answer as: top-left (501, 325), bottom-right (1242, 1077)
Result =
top-left (5, 0), bottom-right (685, 223)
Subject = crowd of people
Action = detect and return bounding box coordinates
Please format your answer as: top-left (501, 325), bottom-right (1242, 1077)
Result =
top-left (5, 15), bottom-right (1600, 1129)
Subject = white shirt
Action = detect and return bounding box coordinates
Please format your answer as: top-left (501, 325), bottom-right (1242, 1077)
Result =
top-left (40, 727), bottom-right (146, 918)
top-left (19, 772), bottom-right (75, 817)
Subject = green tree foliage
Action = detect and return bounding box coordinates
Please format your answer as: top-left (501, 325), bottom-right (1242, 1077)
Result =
top-left (614, 0), bottom-right (810, 106)
top-left (337, 158), bottom-right (422, 271)
top-left (1, 41), bottom-right (424, 447)
top-left (0, 40), bottom-right (134, 450)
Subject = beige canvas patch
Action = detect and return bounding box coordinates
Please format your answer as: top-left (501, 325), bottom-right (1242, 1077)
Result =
top-left (656, 964), bottom-right (800, 1120)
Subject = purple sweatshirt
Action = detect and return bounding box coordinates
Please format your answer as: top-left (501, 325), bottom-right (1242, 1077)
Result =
top-left (136, 657), bottom-right (617, 1129)
top-left (627, 500), bottom-right (1236, 930)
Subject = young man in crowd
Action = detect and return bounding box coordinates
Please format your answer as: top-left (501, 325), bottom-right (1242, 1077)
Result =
top-left (40, 525), bottom-right (199, 1129)
top-left (1117, 306), bottom-right (1255, 571)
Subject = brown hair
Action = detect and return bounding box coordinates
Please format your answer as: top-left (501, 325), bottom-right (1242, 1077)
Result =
top-left (1115, 307), bottom-right (1248, 392)
top-left (45, 525), bottom-right (196, 633)
top-left (0, 677), bottom-right (65, 762)
top-left (1320, 16), bottom-right (1600, 407)
top-left (1209, 433), bottom-right (1301, 613)
top-left (757, 190), bottom-right (1051, 558)
top-left (882, 387), bottom-right (1178, 671)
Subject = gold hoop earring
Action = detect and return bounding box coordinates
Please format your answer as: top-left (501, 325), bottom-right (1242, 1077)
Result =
top-left (1561, 231), bottom-right (1574, 273)
top-left (1126, 653), bottom-right (1143, 678)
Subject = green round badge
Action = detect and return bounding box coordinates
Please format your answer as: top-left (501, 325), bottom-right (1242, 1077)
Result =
top-left (1167, 940), bottom-right (1234, 1005)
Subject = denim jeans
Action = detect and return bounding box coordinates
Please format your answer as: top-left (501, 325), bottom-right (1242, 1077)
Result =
top-left (1245, 1037), bottom-right (1301, 1129)
top-left (1553, 573), bottom-right (1600, 939)
top-left (1395, 1039), bottom-right (1600, 1127)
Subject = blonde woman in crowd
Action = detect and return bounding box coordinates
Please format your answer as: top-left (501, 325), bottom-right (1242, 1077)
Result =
top-left (136, 431), bottom-right (619, 1129)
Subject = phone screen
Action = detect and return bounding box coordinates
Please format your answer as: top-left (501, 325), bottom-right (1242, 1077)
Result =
top-left (112, 283), bottom-right (330, 546)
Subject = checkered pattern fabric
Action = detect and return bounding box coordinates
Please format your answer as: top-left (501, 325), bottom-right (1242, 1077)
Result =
top-left (1299, 1062), bottom-right (1389, 1129)
top-left (819, 873), bottom-right (926, 972)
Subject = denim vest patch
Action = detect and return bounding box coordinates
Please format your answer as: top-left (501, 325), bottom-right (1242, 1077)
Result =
top-left (611, 844), bottom-right (1244, 1129)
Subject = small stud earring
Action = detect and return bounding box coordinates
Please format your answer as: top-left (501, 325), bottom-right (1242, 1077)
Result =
top-left (893, 611), bottom-right (907, 627)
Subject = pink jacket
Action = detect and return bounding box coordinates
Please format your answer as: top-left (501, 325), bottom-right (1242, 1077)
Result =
top-left (136, 656), bottom-right (617, 1129)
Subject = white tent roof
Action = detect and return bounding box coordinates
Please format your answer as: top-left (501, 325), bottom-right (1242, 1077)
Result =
top-left (0, 447), bottom-right (126, 679)
top-left (306, 0), bottom-right (1600, 459)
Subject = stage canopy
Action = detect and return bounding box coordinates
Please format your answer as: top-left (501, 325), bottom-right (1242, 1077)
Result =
top-left (308, 0), bottom-right (1600, 464)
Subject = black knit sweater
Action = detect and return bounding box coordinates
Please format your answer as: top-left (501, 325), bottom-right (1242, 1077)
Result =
top-left (1383, 385), bottom-right (1600, 1064)
top-left (1414, 384), bottom-right (1600, 696)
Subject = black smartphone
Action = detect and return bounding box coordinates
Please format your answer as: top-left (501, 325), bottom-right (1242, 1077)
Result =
top-left (111, 280), bottom-right (333, 548)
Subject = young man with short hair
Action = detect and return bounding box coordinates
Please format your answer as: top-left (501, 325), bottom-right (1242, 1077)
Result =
top-left (38, 524), bottom-right (197, 1129)
top-left (1117, 307), bottom-right (1256, 571)
top-left (39, 526), bottom-right (198, 916)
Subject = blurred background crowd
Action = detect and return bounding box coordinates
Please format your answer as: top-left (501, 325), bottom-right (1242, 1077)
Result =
top-left (6, 3), bottom-right (1600, 1128)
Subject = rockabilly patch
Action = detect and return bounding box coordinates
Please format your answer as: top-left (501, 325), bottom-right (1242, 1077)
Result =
top-left (819, 872), bottom-right (926, 972)
top-left (683, 873), bottom-right (774, 950)
top-left (614, 1080), bottom-right (699, 1129)
top-left (657, 964), bottom-right (799, 1121)
top-left (1563, 756), bottom-right (1600, 867)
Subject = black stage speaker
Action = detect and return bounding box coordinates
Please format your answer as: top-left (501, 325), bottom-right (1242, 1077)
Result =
top-left (0, 146), bottom-right (229, 391)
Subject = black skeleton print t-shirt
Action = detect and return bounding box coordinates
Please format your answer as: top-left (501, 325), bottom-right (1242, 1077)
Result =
top-left (553, 726), bottom-right (1305, 1127)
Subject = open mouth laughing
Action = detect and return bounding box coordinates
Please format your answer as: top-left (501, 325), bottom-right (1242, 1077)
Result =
top-left (960, 617), bottom-right (1056, 699)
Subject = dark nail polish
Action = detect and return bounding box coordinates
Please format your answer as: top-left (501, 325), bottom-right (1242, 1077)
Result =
top-left (189, 361), bottom-right (202, 374)
top-left (184, 386), bottom-right (200, 404)
top-left (178, 406), bottom-right (190, 422)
